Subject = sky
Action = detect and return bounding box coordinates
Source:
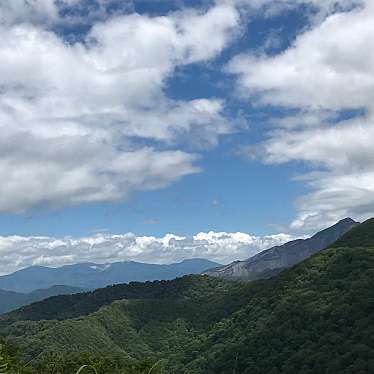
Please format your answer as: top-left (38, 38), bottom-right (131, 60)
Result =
top-left (0, 0), bottom-right (373, 273)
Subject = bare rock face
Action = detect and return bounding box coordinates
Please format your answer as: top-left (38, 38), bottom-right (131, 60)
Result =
top-left (204, 218), bottom-right (359, 280)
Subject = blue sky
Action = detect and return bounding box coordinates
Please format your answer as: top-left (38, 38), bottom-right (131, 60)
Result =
top-left (0, 148), bottom-right (305, 237)
top-left (0, 0), bottom-right (373, 271)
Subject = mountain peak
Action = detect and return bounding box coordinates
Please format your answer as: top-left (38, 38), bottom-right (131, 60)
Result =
top-left (310, 218), bottom-right (359, 241)
top-left (330, 218), bottom-right (374, 249)
top-left (178, 258), bottom-right (217, 264)
top-left (339, 217), bottom-right (356, 223)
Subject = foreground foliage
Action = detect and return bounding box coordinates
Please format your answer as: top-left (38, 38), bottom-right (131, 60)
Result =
top-left (0, 343), bottom-right (163, 374)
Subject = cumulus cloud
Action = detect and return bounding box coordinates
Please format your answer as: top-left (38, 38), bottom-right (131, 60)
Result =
top-left (0, 231), bottom-right (295, 275)
top-left (229, 0), bottom-right (374, 231)
top-left (228, 2), bottom-right (374, 109)
top-left (0, 1), bottom-right (240, 212)
top-left (0, 135), bottom-right (199, 212)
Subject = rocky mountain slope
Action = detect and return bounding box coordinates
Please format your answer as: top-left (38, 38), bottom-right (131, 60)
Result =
top-left (204, 217), bottom-right (358, 280)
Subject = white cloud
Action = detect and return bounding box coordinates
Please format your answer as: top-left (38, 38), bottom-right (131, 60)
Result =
top-left (229, 0), bottom-right (374, 231)
top-left (0, 1), bottom-right (240, 213)
top-left (228, 2), bottom-right (374, 110)
top-left (0, 231), bottom-right (295, 275)
top-left (0, 135), bottom-right (200, 212)
top-left (264, 115), bottom-right (374, 232)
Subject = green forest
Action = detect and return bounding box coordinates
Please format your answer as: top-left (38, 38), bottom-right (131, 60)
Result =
top-left (1, 219), bottom-right (374, 373)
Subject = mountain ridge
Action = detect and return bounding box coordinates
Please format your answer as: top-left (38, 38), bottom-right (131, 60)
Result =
top-left (204, 217), bottom-right (359, 280)
top-left (0, 258), bottom-right (220, 293)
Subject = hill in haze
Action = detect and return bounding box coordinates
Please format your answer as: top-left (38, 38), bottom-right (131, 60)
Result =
top-left (0, 258), bottom-right (220, 293)
top-left (204, 217), bottom-right (358, 280)
top-left (1, 218), bottom-right (374, 373)
top-left (0, 285), bottom-right (85, 315)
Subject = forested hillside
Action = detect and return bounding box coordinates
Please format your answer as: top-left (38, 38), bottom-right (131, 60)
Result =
top-left (0, 276), bottom-right (247, 325)
top-left (1, 219), bottom-right (374, 373)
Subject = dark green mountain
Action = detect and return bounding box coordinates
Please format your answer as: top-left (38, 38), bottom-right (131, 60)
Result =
top-left (1, 218), bottom-right (374, 374)
top-left (0, 276), bottom-right (240, 324)
top-left (0, 285), bottom-right (85, 315)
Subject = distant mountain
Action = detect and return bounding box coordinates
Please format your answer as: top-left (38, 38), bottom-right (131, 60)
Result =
top-left (204, 218), bottom-right (358, 280)
top-left (0, 285), bottom-right (84, 315)
top-left (0, 258), bottom-right (220, 293)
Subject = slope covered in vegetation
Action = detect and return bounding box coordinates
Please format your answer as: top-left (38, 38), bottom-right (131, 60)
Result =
top-left (0, 276), bottom-right (248, 325)
top-left (184, 245), bottom-right (374, 373)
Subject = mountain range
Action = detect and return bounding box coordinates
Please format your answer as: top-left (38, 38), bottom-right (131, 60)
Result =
top-left (0, 219), bottom-right (357, 315)
top-left (1, 218), bottom-right (374, 373)
top-left (204, 217), bottom-right (358, 280)
top-left (0, 258), bottom-right (220, 293)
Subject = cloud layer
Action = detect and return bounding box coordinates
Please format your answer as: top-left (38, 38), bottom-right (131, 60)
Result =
top-left (229, 0), bottom-right (374, 231)
top-left (0, 231), bottom-right (294, 275)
